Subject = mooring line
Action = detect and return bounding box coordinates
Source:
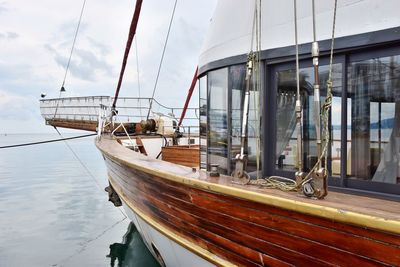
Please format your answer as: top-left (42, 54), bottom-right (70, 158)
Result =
top-left (53, 127), bottom-right (128, 220)
top-left (53, 217), bottom-right (127, 266)
top-left (0, 133), bottom-right (96, 149)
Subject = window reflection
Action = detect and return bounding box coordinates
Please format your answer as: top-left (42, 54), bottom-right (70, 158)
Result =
top-left (275, 64), bottom-right (342, 173)
top-left (208, 68), bottom-right (229, 173)
top-left (230, 65), bottom-right (261, 173)
top-left (199, 76), bottom-right (207, 170)
top-left (348, 55), bottom-right (400, 184)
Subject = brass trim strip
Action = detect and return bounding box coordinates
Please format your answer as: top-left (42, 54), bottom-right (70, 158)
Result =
top-left (97, 138), bottom-right (400, 235)
top-left (109, 177), bottom-right (236, 267)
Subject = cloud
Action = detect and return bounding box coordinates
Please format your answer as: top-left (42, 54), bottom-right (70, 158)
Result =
top-left (45, 44), bottom-right (114, 82)
top-left (0, 31), bottom-right (19, 40)
top-left (0, 2), bottom-right (8, 14)
top-left (0, 61), bottom-right (31, 82)
top-left (86, 37), bottom-right (110, 56)
top-left (0, 0), bottom-right (217, 133)
top-left (0, 90), bottom-right (34, 120)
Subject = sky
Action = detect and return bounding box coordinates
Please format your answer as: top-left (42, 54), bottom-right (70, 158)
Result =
top-left (0, 0), bottom-right (217, 133)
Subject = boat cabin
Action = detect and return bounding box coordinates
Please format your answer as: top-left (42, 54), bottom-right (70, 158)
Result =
top-left (198, 0), bottom-right (400, 198)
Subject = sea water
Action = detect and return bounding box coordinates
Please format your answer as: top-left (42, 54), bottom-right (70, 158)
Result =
top-left (0, 133), bottom-right (160, 267)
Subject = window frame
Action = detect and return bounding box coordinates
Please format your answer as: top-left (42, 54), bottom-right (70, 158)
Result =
top-left (265, 45), bottom-right (400, 197)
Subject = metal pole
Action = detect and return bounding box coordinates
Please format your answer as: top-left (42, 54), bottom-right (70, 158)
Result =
top-left (294, 0), bottom-right (303, 173)
top-left (312, 0), bottom-right (322, 168)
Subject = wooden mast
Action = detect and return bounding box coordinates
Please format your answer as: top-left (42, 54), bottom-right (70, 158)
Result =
top-left (112, 0), bottom-right (143, 111)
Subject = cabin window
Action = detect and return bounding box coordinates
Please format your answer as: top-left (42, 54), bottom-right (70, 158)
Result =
top-left (268, 45), bottom-right (400, 196)
top-left (199, 65), bottom-right (262, 174)
top-left (274, 64), bottom-right (343, 175)
top-left (230, 65), bottom-right (262, 173)
top-left (207, 68), bottom-right (229, 173)
top-left (347, 55), bottom-right (400, 185)
top-left (199, 76), bottom-right (207, 169)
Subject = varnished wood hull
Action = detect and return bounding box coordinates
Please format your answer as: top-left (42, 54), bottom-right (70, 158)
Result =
top-left (97, 137), bottom-right (400, 266)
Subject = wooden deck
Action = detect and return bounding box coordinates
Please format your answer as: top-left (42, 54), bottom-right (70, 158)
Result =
top-left (96, 135), bottom-right (400, 266)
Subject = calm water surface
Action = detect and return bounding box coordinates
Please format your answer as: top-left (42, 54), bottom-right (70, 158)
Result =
top-left (0, 134), bottom-right (159, 267)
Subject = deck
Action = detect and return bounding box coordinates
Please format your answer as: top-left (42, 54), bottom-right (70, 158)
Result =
top-left (97, 134), bottom-right (400, 266)
top-left (96, 134), bottom-right (400, 231)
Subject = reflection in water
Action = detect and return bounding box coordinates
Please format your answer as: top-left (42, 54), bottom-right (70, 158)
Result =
top-left (107, 222), bottom-right (160, 267)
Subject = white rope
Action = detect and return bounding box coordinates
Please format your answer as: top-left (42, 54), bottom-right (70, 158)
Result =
top-left (53, 0), bottom-right (87, 119)
top-left (248, 0), bottom-right (339, 193)
top-left (134, 37), bottom-right (142, 119)
top-left (147, 0), bottom-right (178, 120)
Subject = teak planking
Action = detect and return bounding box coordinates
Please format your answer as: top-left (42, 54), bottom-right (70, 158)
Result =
top-left (96, 136), bottom-right (400, 266)
top-left (103, 155), bottom-right (400, 266)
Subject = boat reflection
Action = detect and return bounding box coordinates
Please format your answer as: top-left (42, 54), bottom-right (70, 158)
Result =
top-left (107, 222), bottom-right (160, 267)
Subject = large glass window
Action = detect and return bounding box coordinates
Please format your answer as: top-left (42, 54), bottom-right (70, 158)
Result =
top-left (199, 76), bottom-right (207, 170)
top-left (200, 65), bottom-right (262, 174)
top-left (348, 55), bottom-right (400, 184)
top-left (275, 64), bottom-right (342, 173)
top-left (230, 65), bottom-right (262, 173)
top-left (207, 68), bottom-right (229, 173)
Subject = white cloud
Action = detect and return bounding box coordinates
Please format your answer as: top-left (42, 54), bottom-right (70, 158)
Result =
top-left (0, 31), bottom-right (19, 40)
top-left (0, 0), bottom-right (217, 133)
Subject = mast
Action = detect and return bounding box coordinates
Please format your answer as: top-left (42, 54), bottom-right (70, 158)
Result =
top-left (178, 67), bottom-right (198, 128)
top-left (112, 0), bottom-right (143, 112)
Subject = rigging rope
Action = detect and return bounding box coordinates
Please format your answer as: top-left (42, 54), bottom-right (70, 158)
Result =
top-left (301, 0), bottom-right (338, 183)
top-left (134, 37), bottom-right (142, 119)
top-left (53, 127), bottom-right (103, 191)
top-left (253, 0), bottom-right (262, 179)
top-left (53, 0), bottom-right (86, 118)
top-left (112, 0), bottom-right (143, 111)
top-left (146, 0), bottom-right (178, 120)
top-left (61, 0), bottom-right (86, 90)
top-left (256, 0), bottom-right (262, 179)
top-left (52, 127), bottom-right (127, 219)
top-left (0, 133), bottom-right (96, 149)
top-left (248, 0), bottom-right (338, 192)
top-left (293, 0), bottom-right (303, 173)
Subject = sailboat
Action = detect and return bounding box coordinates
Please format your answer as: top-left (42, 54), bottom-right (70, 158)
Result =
top-left (41, 0), bottom-right (400, 266)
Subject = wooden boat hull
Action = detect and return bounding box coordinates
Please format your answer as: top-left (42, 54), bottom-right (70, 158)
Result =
top-left (97, 137), bottom-right (400, 267)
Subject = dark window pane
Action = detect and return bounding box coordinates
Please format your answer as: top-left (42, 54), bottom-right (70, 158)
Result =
top-left (348, 55), bottom-right (400, 184)
top-left (230, 64), bottom-right (262, 173)
top-left (275, 64), bottom-right (342, 174)
top-left (208, 68), bottom-right (228, 173)
top-left (199, 76), bottom-right (207, 169)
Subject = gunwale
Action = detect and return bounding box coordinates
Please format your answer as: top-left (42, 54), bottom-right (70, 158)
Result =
top-left (95, 134), bottom-right (400, 235)
top-left (109, 176), bottom-right (236, 267)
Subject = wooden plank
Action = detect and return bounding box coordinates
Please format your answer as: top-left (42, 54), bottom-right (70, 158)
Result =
top-left (97, 136), bottom-right (400, 228)
top-left (47, 119), bottom-right (97, 132)
top-left (105, 156), bottom-right (399, 265)
top-left (134, 178), bottom-right (387, 266)
top-left (162, 145), bottom-right (199, 167)
top-left (111, 176), bottom-right (264, 266)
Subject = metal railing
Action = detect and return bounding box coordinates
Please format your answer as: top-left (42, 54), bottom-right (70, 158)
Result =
top-left (40, 96), bottom-right (199, 129)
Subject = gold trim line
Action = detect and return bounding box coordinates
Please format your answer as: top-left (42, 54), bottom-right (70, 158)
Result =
top-left (97, 138), bottom-right (400, 235)
top-left (109, 177), bottom-right (237, 267)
